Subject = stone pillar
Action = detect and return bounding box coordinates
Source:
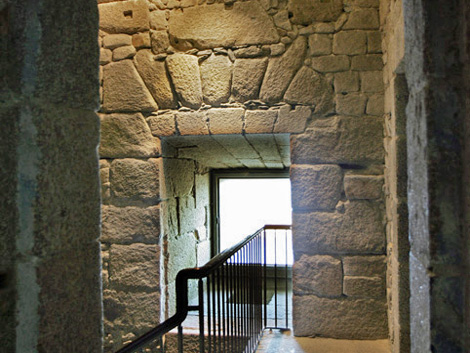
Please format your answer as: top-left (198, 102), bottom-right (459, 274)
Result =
top-left (404, 0), bottom-right (469, 351)
top-left (1, 0), bottom-right (102, 351)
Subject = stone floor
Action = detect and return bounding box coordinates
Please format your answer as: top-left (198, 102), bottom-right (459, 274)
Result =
top-left (256, 330), bottom-right (390, 353)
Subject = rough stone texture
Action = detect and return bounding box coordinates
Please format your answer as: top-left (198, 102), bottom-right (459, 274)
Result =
top-left (308, 34), bottom-right (332, 56)
top-left (367, 94), bottom-right (384, 116)
top-left (334, 71), bottom-right (360, 93)
top-left (290, 165), bottom-right (342, 211)
top-left (333, 31), bottom-right (367, 55)
top-left (344, 175), bottom-right (383, 199)
top-left (293, 201), bottom-right (385, 255)
top-left (200, 54), bottom-right (233, 106)
top-left (343, 255), bottom-right (387, 277)
top-left (284, 66), bottom-right (333, 113)
top-left (109, 243), bottom-right (160, 289)
top-left (149, 10), bottom-right (167, 30)
top-left (102, 60), bottom-right (158, 112)
top-left (207, 108), bottom-right (244, 134)
top-left (351, 54), bottom-right (383, 70)
top-left (100, 113), bottom-right (158, 158)
top-left (150, 30), bottom-right (170, 54)
top-left (344, 9), bottom-right (380, 30)
top-left (343, 276), bottom-right (385, 298)
top-left (336, 93), bottom-right (368, 116)
top-left (294, 295), bottom-right (388, 338)
top-left (274, 105), bottom-right (310, 133)
top-left (134, 50), bottom-right (177, 109)
top-left (132, 32), bottom-right (151, 49)
top-left (147, 112), bottom-right (177, 136)
top-left (113, 45), bottom-right (136, 61)
top-left (245, 110), bottom-right (277, 134)
top-left (231, 58), bottom-right (268, 102)
top-left (288, 0), bottom-right (344, 24)
top-left (311, 55), bottom-right (350, 72)
top-left (103, 34), bottom-right (132, 49)
top-left (164, 232), bottom-right (197, 283)
top-left (110, 158), bottom-right (160, 204)
top-left (293, 255), bottom-right (342, 296)
top-left (166, 54), bottom-right (203, 109)
top-left (160, 158), bottom-right (195, 198)
top-left (168, 2), bottom-right (279, 49)
top-left (259, 36), bottom-right (307, 103)
top-left (101, 206), bottom-right (160, 244)
top-left (361, 71), bottom-right (384, 92)
top-left (99, 0), bottom-right (150, 34)
top-left (291, 116), bottom-right (384, 165)
top-left (175, 111), bottom-right (209, 135)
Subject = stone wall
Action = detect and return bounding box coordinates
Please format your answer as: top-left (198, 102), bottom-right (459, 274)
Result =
top-left (380, 0), bottom-right (409, 351)
top-left (98, 0), bottom-right (388, 343)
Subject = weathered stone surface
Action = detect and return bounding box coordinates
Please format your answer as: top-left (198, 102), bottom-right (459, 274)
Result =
top-left (149, 10), bottom-right (167, 30)
top-left (344, 175), bottom-right (383, 199)
top-left (200, 54), bottom-right (232, 106)
top-left (361, 71), bottom-right (384, 92)
top-left (344, 9), bottom-right (379, 30)
top-left (284, 66), bottom-right (333, 113)
top-left (134, 50), bottom-right (177, 109)
top-left (270, 43), bottom-right (286, 56)
top-left (311, 55), bottom-right (350, 72)
top-left (290, 165), bottom-right (342, 210)
top-left (231, 58), bottom-right (268, 102)
top-left (113, 45), bottom-right (136, 61)
top-left (367, 31), bottom-right (382, 53)
top-left (150, 30), bottom-right (170, 54)
top-left (168, 2), bottom-right (279, 49)
top-left (109, 243), bottom-right (160, 288)
top-left (175, 111), bottom-right (209, 135)
top-left (288, 0), bottom-right (343, 24)
top-left (99, 0), bottom-right (150, 34)
top-left (147, 112), bottom-right (176, 136)
top-left (132, 32), bottom-right (151, 48)
top-left (259, 37), bottom-right (307, 103)
top-left (102, 60), bottom-right (157, 112)
top-left (100, 48), bottom-right (112, 65)
top-left (308, 34), bottom-right (332, 56)
top-left (293, 295), bottom-right (388, 338)
top-left (351, 54), bottom-right (383, 70)
top-left (273, 10), bottom-right (292, 31)
top-left (103, 34), bottom-right (132, 49)
top-left (165, 233), bottom-right (197, 283)
top-left (334, 71), bottom-right (359, 93)
top-left (336, 93), bottom-right (367, 116)
top-left (160, 158), bottom-right (195, 198)
top-left (291, 116), bottom-right (384, 165)
top-left (367, 94), bottom-right (384, 116)
top-left (293, 255), bottom-right (342, 296)
top-left (293, 211), bottom-right (340, 254)
top-left (110, 158), bottom-right (160, 203)
top-left (100, 113), bottom-right (158, 157)
top-left (343, 276), bottom-right (385, 298)
top-left (333, 31), bottom-right (367, 55)
top-left (274, 105), bottom-right (310, 133)
top-left (343, 255), bottom-right (386, 276)
top-left (233, 46), bottom-right (266, 58)
top-left (335, 201), bottom-right (385, 253)
top-left (166, 54), bottom-right (203, 109)
top-left (245, 110), bottom-right (277, 134)
top-left (101, 206), bottom-right (160, 244)
top-left (207, 108), bottom-right (244, 134)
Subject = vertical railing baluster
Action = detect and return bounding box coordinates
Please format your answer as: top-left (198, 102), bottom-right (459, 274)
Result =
top-left (178, 325), bottom-right (183, 353)
top-left (285, 229), bottom-right (289, 329)
top-left (263, 228), bottom-right (267, 329)
top-left (274, 229), bottom-right (278, 328)
top-left (207, 275), bottom-right (212, 353)
top-left (198, 278), bottom-right (205, 353)
top-left (221, 263), bottom-right (226, 353)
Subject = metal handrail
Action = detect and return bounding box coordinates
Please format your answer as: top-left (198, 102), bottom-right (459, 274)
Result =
top-left (115, 224), bottom-right (292, 353)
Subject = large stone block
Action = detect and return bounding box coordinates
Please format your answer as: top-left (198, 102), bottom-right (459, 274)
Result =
top-left (134, 50), bottom-right (177, 109)
top-left (100, 113), bottom-right (158, 158)
top-left (200, 54), bottom-right (233, 106)
top-left (290, 165), bottom-right (342, 211)
top-left (343, 9), bottom-right (379, 30)
top-left (207, 108), bottom-right (244, 134)
top-left (245, 110), bottom-right (277, 134)
top-left (336, 93), bottom-right (367, 116)
top-left (101, 206), bottom-right (160, 244)
top-left (109, 243), bottom-right (160, 288)
top-left (344, 174), bottom-right (383, 199)
top-left (102, 60), bottom-right (157, 112)
top-left (311, 55), bottom-right (350, 72)
top-left (175, 111), bottom-right (209, 135)
top-left (293, 295), bottom-right (388, 338)
top-left (231, 58), bottom-right (268, 102)
top-left (343, 276), bottom-right (385, 298)
top-left (99, 0), bottom-right (149, 34)
top-left (168, 2), bottom-right (279, 49)
top-left (259, 37), bottom-right (307, 103)
top-left (284, 66), bottom-right (333, 113)
top-left (103, 34), bottom-right (132, 49)
top-left (288, 0), bottom-right (343, 24)
top-left (150, 30), bottom-right (170, 54)
top-left (147, 112), bottom-right (177, 136)
top-left (343, 255), bottom-right (386, 276)
top-left (293, 255), bottom-right (342, 296)
top-left (165, 233), bottom-right (197, 283)
top-left (333, 31), bottom-right (367, 55)
top-left (110, 158), bottom-right (160, 203)
top-left (308, 34), bottom-right (332, 56)
top-left (166, 54), bottom-right (203, 109)
top-left (274, 105), bottom-right (310, 133)
top-left (160, 158), bottom-right (195, 198)
top-left (291, 116), bottom-right (384, 165)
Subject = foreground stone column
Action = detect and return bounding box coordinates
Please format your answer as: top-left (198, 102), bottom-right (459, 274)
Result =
top-left (1, 0), bottom-right (102, 351)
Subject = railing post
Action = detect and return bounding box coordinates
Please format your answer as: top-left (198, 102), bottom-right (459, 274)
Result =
top-left (198, 279), bottom-right (205, 353)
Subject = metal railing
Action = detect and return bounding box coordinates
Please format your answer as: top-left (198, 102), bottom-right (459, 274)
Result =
top-left (116, 225), bottom-right (292, 353)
